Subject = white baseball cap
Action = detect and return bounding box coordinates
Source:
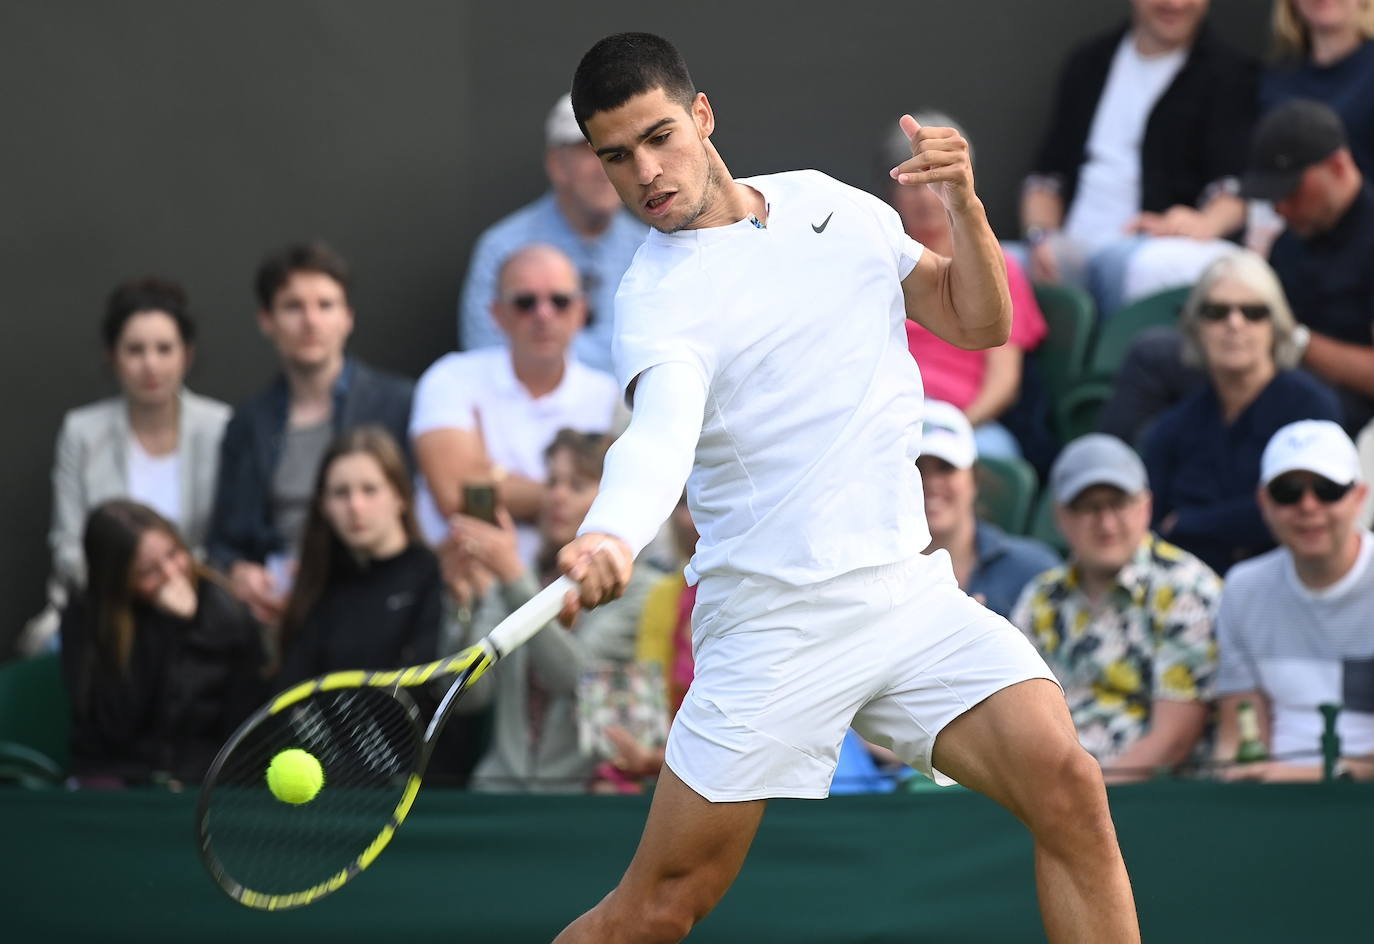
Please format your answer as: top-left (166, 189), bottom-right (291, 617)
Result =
top-left (920, 400), bottom-right (976, 470)
top-left (1260, 419), bottom-right (1362, 486)
top-left (545, 94), bottom-right (585, 148)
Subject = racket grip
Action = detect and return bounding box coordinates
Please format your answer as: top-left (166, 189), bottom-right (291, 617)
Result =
top-left (483, 575), bottom-right (577, 659)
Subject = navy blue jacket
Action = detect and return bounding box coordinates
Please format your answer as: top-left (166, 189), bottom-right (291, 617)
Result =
top-left (967, 523), bottom-right (1062, 620)
top-left (1143, 369), bottom-right (1341, 575)
top-left (206, 358), bottom-right (414, 570)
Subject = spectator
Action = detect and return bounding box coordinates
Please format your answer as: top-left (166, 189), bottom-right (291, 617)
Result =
top-left (59, 500), bottom-right (265, 786)
top-left (919, 400), bottom-right (1060, 618)
top-left (1145, 250), bottom-right (1342, 574)
top-left (277, 427), bottom-right (443, 685)
top-left (444, 429), bottom-right (658, 793)
top-left (1096, 326), bottom-right (1206, 445)
top-left (1020, 0), bottom-right (1256, 314)
top-left (413, 244), bottom-right (621, 563)
top-left (1244, 99), bottom-right (1374, 434)
top-left (207, 242), bottom-right (414, 628)
top-left (1214, 420), bottom-right (1374, 781)
top-left (25, 278), bottom-right (230, 656)
top-left (888, 114), bottom-right (1048, 459)
top-left (458, 94), bottom-right (647, 372)
top-left (1262, 0), bottom-right (1374, 177)
top-left (1012, 434), bottom-right (1221, 782)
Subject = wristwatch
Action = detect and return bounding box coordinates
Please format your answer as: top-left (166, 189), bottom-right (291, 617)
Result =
top-left (1025, 225), bottom-right (1054, 247)
top-left (1291, 324), bottom-right (1311, 361)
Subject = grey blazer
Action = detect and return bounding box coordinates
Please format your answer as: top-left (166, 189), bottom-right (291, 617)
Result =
top-left (49, 388), bottom-right (231, 589)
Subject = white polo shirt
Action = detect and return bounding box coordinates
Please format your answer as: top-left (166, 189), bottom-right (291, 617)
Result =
top-left (410, 347), bottom-right (620, 561)
top-left (612, 169), bottom-right (933, 587)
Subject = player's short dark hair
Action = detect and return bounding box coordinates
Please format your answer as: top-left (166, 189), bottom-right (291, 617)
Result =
top-left (101, 276), bottom-right (196, 351)
top-left (254, 241), bottom-right (351, 311)
top-left (571, 32), bottom-right (696, 136)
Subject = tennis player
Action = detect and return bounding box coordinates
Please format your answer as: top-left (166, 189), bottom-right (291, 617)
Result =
top-left (552, 32), bottom-right (1140, 943)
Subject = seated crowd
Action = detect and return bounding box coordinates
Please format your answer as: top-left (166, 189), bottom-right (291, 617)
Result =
top-left (15, 0), bottom-right (1374, 791)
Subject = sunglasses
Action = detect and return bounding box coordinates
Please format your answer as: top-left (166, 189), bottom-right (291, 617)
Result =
top-left (1197, 302), bottom-right (1271, 322)
top-left (1265, 475), bottom-right (1354, 506)
top-left (505, 292), bottom-right (578, 313)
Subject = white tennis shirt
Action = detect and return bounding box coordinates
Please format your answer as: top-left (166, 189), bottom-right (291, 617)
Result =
top-left (610, 170), bottom-right (933, 587)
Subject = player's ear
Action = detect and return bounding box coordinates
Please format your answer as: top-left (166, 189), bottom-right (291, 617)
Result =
top-left (692, 91), bottom-right (715, 139)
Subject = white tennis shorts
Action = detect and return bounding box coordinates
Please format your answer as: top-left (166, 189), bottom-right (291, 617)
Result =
top-left (664, 551), bottom-right (1058, 802)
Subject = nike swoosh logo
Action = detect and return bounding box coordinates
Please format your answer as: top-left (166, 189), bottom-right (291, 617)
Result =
top-left (812, 212), bottom-right (833, 234)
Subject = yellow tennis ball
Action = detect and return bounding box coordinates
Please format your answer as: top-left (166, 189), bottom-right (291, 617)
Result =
top-left (266, 748), bottom-right (324, 805)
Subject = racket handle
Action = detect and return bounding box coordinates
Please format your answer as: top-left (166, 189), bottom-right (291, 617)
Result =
top-left (483, 575), bottom-right (577, 659)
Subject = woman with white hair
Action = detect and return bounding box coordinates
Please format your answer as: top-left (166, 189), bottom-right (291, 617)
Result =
top-left (1143, 250), bottom-right (1341, 574)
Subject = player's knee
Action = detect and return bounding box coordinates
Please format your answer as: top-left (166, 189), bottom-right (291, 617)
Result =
top-left (603, 879), bottom-right (713, 943)
top-left (1025, 747), bottom-right (1113, 848)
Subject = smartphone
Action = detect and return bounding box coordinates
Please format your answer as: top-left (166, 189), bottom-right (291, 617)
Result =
top-left (462, 483), bottom-right (498, 524)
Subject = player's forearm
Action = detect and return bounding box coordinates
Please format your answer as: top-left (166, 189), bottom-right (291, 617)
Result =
top-left (579, 362), bottom-right (705, 557)
top-left (946, 200), bottom-right (1012, 349)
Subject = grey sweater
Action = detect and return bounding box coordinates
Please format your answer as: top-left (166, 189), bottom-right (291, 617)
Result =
top-left (453, 565), bottom-right (659, 793)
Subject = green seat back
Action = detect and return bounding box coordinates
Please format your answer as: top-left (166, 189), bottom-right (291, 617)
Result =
top-left (1029, 488), bottom-right (1069, 557)
top-left (1031, 282), bottom-right (1095, 401)
top-left (975, 456), bottom-right (1039, 536)
top-left (1087, 285), bottom-right (1190, 379)
top-left (0, 653), bottom-right (71, 775)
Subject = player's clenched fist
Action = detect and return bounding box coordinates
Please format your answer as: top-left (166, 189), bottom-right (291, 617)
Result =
top-left (556, 532), bottom-right (633, 626)
top-left (888, 114), bottom-right (976, 211)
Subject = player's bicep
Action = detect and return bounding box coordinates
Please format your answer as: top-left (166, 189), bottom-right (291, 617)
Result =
top-left (900, 249), bottom-right (972, 349)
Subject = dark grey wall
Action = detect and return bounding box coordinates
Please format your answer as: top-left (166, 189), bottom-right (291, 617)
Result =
top-left (0, 1), bottom-right (1267, 653)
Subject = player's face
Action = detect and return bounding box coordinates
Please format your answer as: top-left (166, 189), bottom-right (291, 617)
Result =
top-left (259, 272), bottom-right (354, 374)
top-left (111, 310), bottom-right (189, 410)
top-left (541, 447), bottom-right (600, 549)
top-left (321, 452), bottom-right (407, 558)
top-left (584, 87), bottom-right (719, 233)
top-left (1132, 0), bottom-right (1208, 50)
top-left (492, 251), bottom-right (587, 362)
top-left (1057, 485), bottom-right (1152, 577)
top-left (129, 527), bottom-right (192, 603)
top-left (1195, 275), bottom-right (1275, 378)
top-left (1259, 471), bottom-right (1367, 564)
top-left (917, 456), bottom-right (976, 538)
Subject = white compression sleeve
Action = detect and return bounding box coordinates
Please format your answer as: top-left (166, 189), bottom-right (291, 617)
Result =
top-left (577, 361), bottom-right (706, 557)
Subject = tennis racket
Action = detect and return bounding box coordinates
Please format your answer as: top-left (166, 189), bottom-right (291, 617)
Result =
top-left (196, 575), bottom-right (576, 910)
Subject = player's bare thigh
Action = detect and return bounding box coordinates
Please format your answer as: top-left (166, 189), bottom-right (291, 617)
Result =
top-left (555, 766), bottom-right (765, 943)
top-left (930, 677), bottom-right (1092, 822)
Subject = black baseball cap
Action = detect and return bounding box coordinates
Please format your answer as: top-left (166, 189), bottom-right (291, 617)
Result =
top-left (1243, 99), bottom-right (1347, 201)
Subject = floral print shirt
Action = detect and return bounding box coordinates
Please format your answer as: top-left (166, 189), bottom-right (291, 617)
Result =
top-left (1010, 534), bottom-right (1222, 764)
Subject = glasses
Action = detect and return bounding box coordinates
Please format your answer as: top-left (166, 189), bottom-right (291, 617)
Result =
top-left (1197, 302), bottom-right (1271, 322)
top-left (505, 292), bottom-right (578, 313)
top-left (1265, 475), bottom-right (1354, 506)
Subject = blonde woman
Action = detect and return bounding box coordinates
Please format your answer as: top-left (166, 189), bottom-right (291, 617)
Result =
top-left (1263, 0), bottom-right (1374, 175)
top-left (1143, 250), bottom-right (1341, 574)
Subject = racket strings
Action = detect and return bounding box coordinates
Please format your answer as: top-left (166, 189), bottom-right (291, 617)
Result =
top-left (202, 686), bottom-right (422, 896)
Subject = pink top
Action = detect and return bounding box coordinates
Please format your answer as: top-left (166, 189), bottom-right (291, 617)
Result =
top-left (904, 251), bottom-right (1047, 410)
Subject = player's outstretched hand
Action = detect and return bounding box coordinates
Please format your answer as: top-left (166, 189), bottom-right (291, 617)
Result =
top-left (889, 114), bottom-right (975, 212)
top-left (556, 533), bottom-right (633, 627)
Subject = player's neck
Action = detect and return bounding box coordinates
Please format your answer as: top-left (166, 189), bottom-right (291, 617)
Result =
top-left (685, 153), bottom-right (765, 230)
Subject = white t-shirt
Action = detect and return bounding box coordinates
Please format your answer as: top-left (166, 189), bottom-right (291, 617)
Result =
top-left (1064, 33), bottom-right (1187, 252)
top-left (409, 347), bottom-right (621, 560)
top-left (126, 437), bottom-right (181, 528)
top-left (1215, 532), bottom-right (1374, 761)
top-left (612, 169), bottom-right (935, 588)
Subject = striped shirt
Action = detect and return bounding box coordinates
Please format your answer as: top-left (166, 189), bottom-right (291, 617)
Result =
top-left (1215, 531), bottom-right (1374, 762)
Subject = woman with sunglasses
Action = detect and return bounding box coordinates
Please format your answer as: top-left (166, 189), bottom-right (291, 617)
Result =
top-left (1143, 250), bottom-right (1341, 574)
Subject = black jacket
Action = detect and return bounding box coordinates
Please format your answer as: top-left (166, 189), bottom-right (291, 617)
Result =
top-left (59, 580), bottom-right (267, 783)
top-left (206, 358), bottom-right (414, 569)
top-left (1031, 21), bottom-right (1258, 217)
top-left (277, 542), bottom-right (443, 686)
